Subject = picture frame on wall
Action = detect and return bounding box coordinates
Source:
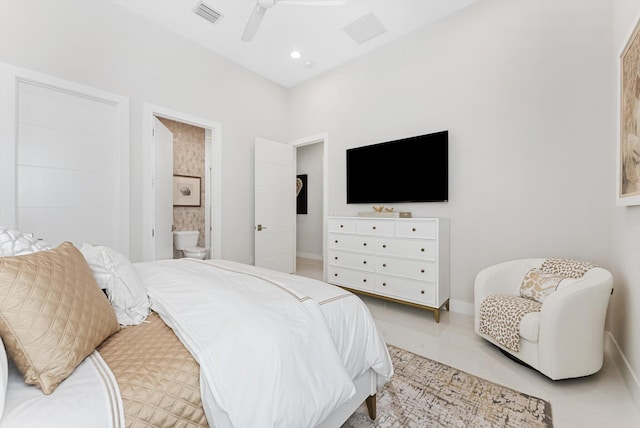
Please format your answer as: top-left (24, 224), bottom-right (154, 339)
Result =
top-left (296, 174), bottom-right (308, 214)
top-left (173, 175), bottom-right (201, 207)
top-left (618, 13), bottom-right (640, 206)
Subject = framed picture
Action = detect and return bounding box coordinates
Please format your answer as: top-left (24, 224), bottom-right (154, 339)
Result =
top-left (173, 175), bottom-right (201, 207)
top-left (618, 13), bottom-right (640, 206)
top-left (296, 174), bottom-right (308, 214)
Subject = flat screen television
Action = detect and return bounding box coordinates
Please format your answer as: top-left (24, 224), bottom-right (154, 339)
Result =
top-left (346, 131), bottom-right (448, 204)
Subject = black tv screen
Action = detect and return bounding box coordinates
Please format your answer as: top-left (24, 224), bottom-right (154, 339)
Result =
top-left (346, 131), bottom-right (448, 204)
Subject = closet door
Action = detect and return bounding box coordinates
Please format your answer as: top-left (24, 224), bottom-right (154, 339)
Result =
top-left (0, 64), bottom-right (129, 254)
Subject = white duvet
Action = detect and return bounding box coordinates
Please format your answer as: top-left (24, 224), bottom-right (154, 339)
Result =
top-left (1, 259), bottom-right (392, 428)
top-left (137, 259), bottom-right (392, 428)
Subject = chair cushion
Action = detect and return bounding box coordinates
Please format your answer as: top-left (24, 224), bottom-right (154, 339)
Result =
top-left (0, 242), bottom-right (119, 394)
top-left (519, 312), bottom-right (540, 343)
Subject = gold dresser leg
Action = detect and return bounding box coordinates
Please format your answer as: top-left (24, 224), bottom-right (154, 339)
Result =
top-left (366, 394), bottom-right (377, 420)
top-left (433, 308), bottom-right (440, 323)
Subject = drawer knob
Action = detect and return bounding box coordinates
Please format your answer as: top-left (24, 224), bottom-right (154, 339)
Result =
top-left (421, 248), bottom-right (425, 252)
top-left (412, 227), bottom-right (417, 232)
top-left (372, 226), bottom-right (376, 230)
top-left (421, 269), bottom-right (425, 273)
top-left (382, 282), bottom-right (387, 287)
top-left (340, 224), bottom-right (344, 228)
top-left (382, 244), bottom-right (387, 248)
top-left (334, 273), bottom-right (338, 277)
top-left (363, 261), bottom-right (367, 264)
top-left (382, 263), bottom-right (387, 268)
top-left (334, 256), bottom-right (338, 260)
top-left (334, 240), bottom-right (338, 243)
top-left (421, 290), bottom-right (425, 294)
top-left (363, 279), bottom-right (367, 283)
top-left (363, 243), bottom-right (367, 246)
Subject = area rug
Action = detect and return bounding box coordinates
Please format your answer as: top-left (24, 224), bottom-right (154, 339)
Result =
top-left (342, 345), bottom-right (553, 428)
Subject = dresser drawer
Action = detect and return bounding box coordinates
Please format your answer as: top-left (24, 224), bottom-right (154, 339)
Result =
top-left (328, 218), bottom-right (357, 234)
top-left (328, 266), bottom-right (375, 292)
top-left (329, 234), bottom-right (374, 253)
top-left (376, 275), bottom-right (436, 307)
top-left (376, 238), bottom-right (437, 261)
top-left (329, 250), bottom-right (375, 272)
top-left (376, 257), bottom-right (436, 282)
top-left (395, 220), bottom-right (437, 239)
top-left (356, 220), bottom-right (394, 237)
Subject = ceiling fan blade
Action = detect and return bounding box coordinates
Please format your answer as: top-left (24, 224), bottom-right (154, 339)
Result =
top-left (241, 3), bottom-right (268, 42)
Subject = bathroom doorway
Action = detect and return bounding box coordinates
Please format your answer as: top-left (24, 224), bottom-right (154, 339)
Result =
top-left (156, 117), bottom-right (208, 259)
top-left (142, 103), bottom-right (222, 262)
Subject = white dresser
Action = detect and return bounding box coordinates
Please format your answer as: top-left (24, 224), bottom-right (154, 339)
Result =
top-left (327, 216), bottom-right (450, 322)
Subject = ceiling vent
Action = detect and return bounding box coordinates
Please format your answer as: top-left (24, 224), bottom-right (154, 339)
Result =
top-left (343, 12), bottom-right (387, 45)
top-left (193, 1), bottom-right (223, 25)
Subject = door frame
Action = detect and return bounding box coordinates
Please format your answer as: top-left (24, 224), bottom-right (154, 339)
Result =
top-left (142, 103), bottom-right (222, 261)
top-left (290, 132), bottom-right (329, 281)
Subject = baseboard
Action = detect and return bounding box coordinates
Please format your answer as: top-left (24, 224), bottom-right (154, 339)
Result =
top-left (296, 251), bottom-right (323, 261)
top-left (605, 331), bottom-right (640, 413)
top-left (449, 299), bottom-right (474, 316)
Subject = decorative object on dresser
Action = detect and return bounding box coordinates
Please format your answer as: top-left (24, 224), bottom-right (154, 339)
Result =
top-left (357, 211), bottom-right (412, 218)
top-left (328, 216), bottom-right (450, 322)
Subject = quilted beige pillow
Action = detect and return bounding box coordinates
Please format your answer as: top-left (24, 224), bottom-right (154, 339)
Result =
top-left (0, 242), bottom-right (119, 394)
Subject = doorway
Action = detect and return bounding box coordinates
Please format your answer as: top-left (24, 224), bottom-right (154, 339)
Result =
top-left (142, 103), bottom-right (222, 262)
top-left (291, 133), bottom-right (328, 282)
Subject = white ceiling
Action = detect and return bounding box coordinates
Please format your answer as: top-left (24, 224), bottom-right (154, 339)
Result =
top-left (112, 0), bottom-right (477, 88)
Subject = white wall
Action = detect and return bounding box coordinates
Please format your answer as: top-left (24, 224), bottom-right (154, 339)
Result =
top-left (0, 0), bottom-right (289, 263)
top-left (296, 142), bottom-right (324, 259)
top-left (288, 0), bottom-right (613, 312)
top-left (612, 0), bottom-right (640, 408)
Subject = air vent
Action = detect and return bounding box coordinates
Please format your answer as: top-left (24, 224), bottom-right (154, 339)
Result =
top-left (193, 1), bottom-right (222, 25)
top-left (343, 12), bottom-right (387, 45)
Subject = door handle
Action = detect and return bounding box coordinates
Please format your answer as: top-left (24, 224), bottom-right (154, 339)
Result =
top-left (257, 224), bottom-right (268, 232)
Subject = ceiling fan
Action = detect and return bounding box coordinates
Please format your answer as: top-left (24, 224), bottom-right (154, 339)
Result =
top-left (241, 0), bottom-right (347, 42)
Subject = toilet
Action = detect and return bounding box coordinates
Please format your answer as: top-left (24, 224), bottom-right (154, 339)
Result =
top-left (173, 230), bottom-right (208, 259)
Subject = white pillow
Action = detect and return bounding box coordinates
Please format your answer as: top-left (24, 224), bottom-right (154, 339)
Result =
top-left (0, 227), bottom-right (52, 257)
top-left (80, 243), bottom-right (150, 326)
top-left (0, 337), bottom-right (7, 420)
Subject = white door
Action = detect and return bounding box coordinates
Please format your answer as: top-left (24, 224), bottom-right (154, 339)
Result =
top-left (5, 74), bottom-right (128, 253)
top-left (153, 117), bottom-right (174, 260)
top-left (254, 138), bottom-right (295, 273)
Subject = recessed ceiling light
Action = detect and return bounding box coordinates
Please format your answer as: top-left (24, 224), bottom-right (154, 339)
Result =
top-left (304, 61), bottom-right (313, 69)
top-left (290, 50), bottom-right (302, 60)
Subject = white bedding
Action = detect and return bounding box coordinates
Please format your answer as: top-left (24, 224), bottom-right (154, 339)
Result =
top-left (1, 258), bottom-right (392, 428)
top-left (2, 351), bottom-right (124, 428)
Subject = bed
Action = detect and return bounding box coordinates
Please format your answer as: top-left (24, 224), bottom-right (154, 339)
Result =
top-left (0, 228), bottom-right (393, 428)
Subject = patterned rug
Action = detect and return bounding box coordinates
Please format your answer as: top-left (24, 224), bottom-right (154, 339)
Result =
top-left (342, 345), bottom-right (553, 428)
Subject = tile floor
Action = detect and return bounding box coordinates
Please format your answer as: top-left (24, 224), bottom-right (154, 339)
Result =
top-left (295, 257), bottom-right (640, 428)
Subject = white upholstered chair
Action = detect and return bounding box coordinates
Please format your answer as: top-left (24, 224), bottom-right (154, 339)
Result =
top-left (474, 258), bottom-right (613, 380)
